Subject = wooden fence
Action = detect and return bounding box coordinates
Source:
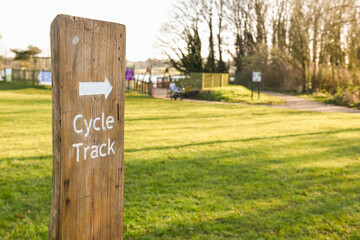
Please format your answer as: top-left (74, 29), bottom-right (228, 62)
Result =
top-left (11, 69), bottom-right (38, 85)
top-left (125, 73), bottom-right (229, 96)
top-left (172, 73), bottom-right (229, 92)
top-left (202, 73), bottom-right (229, 88)
top-left (5, 69), bottom-right (52, 85)
top-left (125, 80), bottom-right (151, 95)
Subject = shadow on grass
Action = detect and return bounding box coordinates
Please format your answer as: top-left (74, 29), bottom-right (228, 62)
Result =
top-left (126, 120), bottom-right (286, 133)
top-left (125, 128), bottom-right (360, 153)
top-left (0, 155), bottom-right (52, 239)
top-left (184, 91), bottom-right (230, 102)
top-left (123, 138), bottom-right (360, 239)
top-left (0, 81), bottom-right (51, 91)
top-left (1, 140), bottom-right (359, 239)
top-left (125, 93), bottom-right (152, 99)
top-left (0, 155), bottom-right (52, 163)
top-left (126, 116), bottom-right (187, 122)
top-left (125, 111), bottom-right (278, 122)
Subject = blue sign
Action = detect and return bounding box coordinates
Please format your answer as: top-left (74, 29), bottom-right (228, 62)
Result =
top-left (37, 71), bottom-right (52, 85)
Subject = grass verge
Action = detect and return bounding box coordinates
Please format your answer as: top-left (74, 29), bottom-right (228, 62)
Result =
top-left (297, 92), bottom-right (360, 109)
top-left (183, 85), bottom-right (285, 105)
top-left (295, 92), bottom-right (336, 105)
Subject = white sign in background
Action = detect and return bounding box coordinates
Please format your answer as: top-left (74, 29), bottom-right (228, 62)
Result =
top-left (252, 72), bottom-right (261, 82)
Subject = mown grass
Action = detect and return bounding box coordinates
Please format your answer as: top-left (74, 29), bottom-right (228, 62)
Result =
top-left (1, 82), bottom-right (360, 239)
top-left (184, 85), bottom-right (285, 105)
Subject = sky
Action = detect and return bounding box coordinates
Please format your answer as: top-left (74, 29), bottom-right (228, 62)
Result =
top-left (0, 0), bottom-right (172, 61)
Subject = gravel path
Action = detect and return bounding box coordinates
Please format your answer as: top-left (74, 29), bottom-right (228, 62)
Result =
top-left (262, 91), bottom-right (360, 114)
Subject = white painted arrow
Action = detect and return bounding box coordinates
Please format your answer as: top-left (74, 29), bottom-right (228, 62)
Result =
top-left (79, 76), bottom-right (113, 99)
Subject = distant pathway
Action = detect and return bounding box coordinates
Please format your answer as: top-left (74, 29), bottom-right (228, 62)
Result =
top-left (152, 88), bottom-right (360, 114)
top-left (263, 91), bottom-right (360, 114)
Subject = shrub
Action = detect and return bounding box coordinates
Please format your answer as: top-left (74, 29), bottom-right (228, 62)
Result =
top-left (333, 86), bottom-right (360, 107)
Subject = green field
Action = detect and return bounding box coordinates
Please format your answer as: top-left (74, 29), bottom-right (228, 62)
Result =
top-left (1, 82), bottom-right (360, 239)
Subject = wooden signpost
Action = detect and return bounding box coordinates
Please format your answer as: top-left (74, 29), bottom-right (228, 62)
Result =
top-left (49, 15), bottom-right (126, 240)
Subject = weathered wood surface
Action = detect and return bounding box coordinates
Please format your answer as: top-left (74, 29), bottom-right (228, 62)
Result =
top-left (49, 14), bottom-right (125, 240)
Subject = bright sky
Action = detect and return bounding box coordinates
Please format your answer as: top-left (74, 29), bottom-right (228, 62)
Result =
top-left (0, 0), bottom-right (172, 61)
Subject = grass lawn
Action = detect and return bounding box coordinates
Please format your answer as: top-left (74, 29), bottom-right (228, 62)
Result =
top-left (184, 85), bottom-right (285, 105)
top-left (1, 82), bottom-right (360, 239)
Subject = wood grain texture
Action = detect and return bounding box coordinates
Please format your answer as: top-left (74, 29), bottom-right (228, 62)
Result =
top-left (49, 14), bottom-right (125, 240)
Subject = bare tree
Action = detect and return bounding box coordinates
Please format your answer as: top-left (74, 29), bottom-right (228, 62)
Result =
top-left (216, 0), bottom-right (228, 72)
top-left (288, 0), bottom-right (311, 92)
top-left (227, 0), bottom-right (245, 75)
top-left (271, 0), bottom-right (290, 51)
top-left (254, 0), bottom-right (267, 46)
top-left (158, 0), bottom-right (203, 73)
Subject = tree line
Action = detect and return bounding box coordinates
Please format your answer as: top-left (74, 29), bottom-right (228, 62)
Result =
top-left (160, 0), bottom-right (360, 93)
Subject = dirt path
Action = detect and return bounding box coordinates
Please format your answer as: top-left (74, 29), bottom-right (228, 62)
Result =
top-left (262, 91), bottom-right (360, 114)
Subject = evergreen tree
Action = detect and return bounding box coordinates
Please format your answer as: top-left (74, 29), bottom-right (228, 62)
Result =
top-left (170, 27), bottom-right (203, 73)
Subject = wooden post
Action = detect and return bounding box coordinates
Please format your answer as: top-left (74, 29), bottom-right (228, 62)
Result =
top-left (49, 15), bottom-right (125, 240)
top-left (251, 81), bottom-right (254, 100)
top-left (201, 73), bottom-right (205, 89)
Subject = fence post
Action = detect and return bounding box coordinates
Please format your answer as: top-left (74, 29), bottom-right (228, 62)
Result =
top-left (49, 14), bottom-right (125, 240)
top-left (32, 70), bottom-right (35, 85)
top-left (202, 73), bottom-right (205, 89)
